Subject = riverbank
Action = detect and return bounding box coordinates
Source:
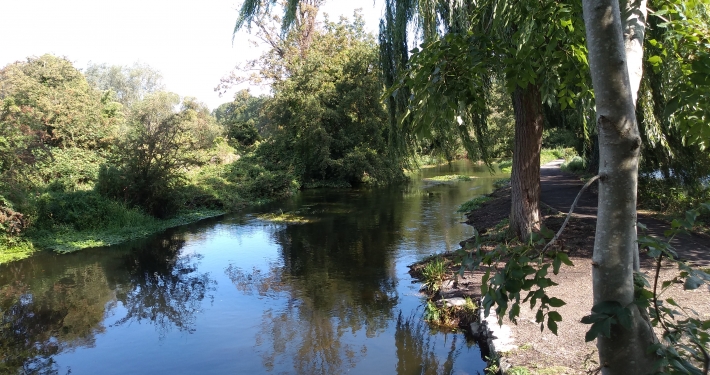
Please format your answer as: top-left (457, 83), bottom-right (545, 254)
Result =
top-left (0, 208), bottom-right (227, 264)
top-left (411, 160), bottom-right (710, 374)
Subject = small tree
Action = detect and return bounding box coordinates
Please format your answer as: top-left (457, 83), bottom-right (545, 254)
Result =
top-left (97, 92), bottom-right (197, 217)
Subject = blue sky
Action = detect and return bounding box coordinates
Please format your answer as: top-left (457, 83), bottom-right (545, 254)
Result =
top-left (0, 0), bottom-right (384, 110)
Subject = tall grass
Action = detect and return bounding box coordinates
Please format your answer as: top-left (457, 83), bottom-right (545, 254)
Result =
top-left (421, 256), bottom-right (447, 292)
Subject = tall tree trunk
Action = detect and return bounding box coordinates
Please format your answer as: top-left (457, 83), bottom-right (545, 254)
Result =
top-left (582, 0), bottom-right (658, 373)
top-left (510, 84), bottom-right (543, 240)
top-left (620, 0), bottom-right (647, 271)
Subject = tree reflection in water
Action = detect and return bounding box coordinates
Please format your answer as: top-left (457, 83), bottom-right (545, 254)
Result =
top-left (1, 263), bottom-right (113, 375)
top-left (110, 235), bottom-right (216, 337)
top-left (0, 233), bottom-right (216, 373)
top-left (395, 312), bottom-right (477, 375)
top-left (226, 191), bottom-right (405, 375)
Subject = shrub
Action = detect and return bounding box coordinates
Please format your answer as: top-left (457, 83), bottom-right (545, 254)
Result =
top-left (494, 178), bottom-right (511, 189)
top-left (33, 190), bottom-right (151, 232)
top-left (457, 196), bottom-right (492, 213)
top-left (97, 92), bottom-right (197, 218)
top-left (561, 156), bottom-right (586, 173)
top-left (34, 148), bottom-right (106, 191)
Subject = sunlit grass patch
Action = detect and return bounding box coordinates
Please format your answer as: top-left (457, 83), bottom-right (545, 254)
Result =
top-left (457, 196), bottom-right (492, 213)
top-left (421, 256), bottom-right (448, 292)
top-left (30, 209), bottom-right (225, 254)
top-left (497, 159), bottom-right (512, 173)
top-left (424, 175), bottom-right (474, 183)
top-left (257, 211), bottom-right (315, 224)
top-left (0, 240), bottom-right (37, 264)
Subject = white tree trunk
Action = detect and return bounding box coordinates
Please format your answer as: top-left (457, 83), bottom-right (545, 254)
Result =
top-left (620, 0), bottom-right (648, 105)
top-left (582, 0), bottom-right (658, 373)
top-left (620, 0), bottom-right (647, 271)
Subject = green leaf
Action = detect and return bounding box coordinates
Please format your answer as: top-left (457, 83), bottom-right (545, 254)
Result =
top-left (584, 326), bottom-right (598, 342)
top-left (616, 307), bottom-right (633, 330)
top-left (540, 225), bottom-right (554, 239)
top-left (509, 303), bottom-right (521, 321)
top-left (557, 252), bottom-right (573, 266)
top-left (591, 300), bottom-right (623, 315)
top-left (647, 55), bottom-right (663, 66)
top-left (548, 297), bottom-right (566, 308)
top-left (553, 256), bottom-right (561, 275)
top-left (548, 311), bottom-right (562, 322)
top-left (481, 270), bottom-right (490, 295)
top-left (684, 276), bottom-right (703, 290)
top-left (598, 317), bottom-right (613, 338)
top-left (547, 319), bottom-right (558, 335)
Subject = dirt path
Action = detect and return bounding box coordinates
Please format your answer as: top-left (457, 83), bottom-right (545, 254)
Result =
top-left (541, 159), bottom-right (710, 267)
top-left (460, 160), bottom-right (710, 374)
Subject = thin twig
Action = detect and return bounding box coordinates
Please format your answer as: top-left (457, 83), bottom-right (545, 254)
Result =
top-left (653, 253), bottom-right (671, 333)
top-left (542, 175), bottom-right (600, 253)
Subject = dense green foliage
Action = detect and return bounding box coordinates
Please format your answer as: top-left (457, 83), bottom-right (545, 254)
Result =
top-left (379, 0), bottom-right (591, 165)
top-left (214, 90), bottom-right (265, 148)
top-left (92, 93), bottom-right (223, 217)
top-left (631, 0), bottom-right (710, 216)
top-left (257, 17), bottom-right (405, 186)
top-left (0, 56), bottom-right (265, 259)
top-left (0, 13), bottom-right (409, 261)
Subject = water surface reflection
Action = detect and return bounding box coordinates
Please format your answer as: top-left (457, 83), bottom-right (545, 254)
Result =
top-left (1, 160), bottom-right (499, 374)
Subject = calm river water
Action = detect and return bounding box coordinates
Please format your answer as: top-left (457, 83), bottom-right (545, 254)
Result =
top-left (0, 161), bottom-right (504, 375)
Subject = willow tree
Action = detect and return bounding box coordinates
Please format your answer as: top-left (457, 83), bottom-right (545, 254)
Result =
top-left (637, 0), bottom-right (710, 188)
top-left (380, 0), bottom-right (591, 240)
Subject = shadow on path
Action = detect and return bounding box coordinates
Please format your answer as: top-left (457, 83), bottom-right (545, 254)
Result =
top-left (540, 160), bottom-right (710, 267)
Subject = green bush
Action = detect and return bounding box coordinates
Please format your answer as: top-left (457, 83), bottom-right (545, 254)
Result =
top-left (543, 127), bottom-right (580, 150)
top-left (96, 92), bottom-right (199, 218)
top-left (494, 178), bottom-right (511, 189)
top-left (34, 148), bottom-right (106, 191)
top-left (33, 190), bottom-right (152, 232)
top-left (561, 156), bottom-right (586, 173)
top-left (638, 176), bottom-right (710, 223)
top-left (457, 196), bottom-right (492, 212)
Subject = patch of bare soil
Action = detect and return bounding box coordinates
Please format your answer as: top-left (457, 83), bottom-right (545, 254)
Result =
top-left (413, 181), bottom-right (710, 375)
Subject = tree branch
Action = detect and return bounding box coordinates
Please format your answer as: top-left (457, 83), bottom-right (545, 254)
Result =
top-left (542, 174), bottom-right (600, 253)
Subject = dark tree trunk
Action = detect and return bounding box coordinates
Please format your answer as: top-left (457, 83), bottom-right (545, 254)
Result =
top-left (510, 84), bottom-right (544, 240)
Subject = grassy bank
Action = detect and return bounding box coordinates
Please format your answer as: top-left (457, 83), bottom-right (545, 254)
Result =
top-left (0, 209), bottom-right (225, 264)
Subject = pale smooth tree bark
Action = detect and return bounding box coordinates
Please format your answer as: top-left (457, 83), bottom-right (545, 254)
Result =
top-left (582, 0), bottom-right (658, 373)
top-left (621, 0), bottom-right (647, 271)
top-left (620, 0), bottom-right (648, 105)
